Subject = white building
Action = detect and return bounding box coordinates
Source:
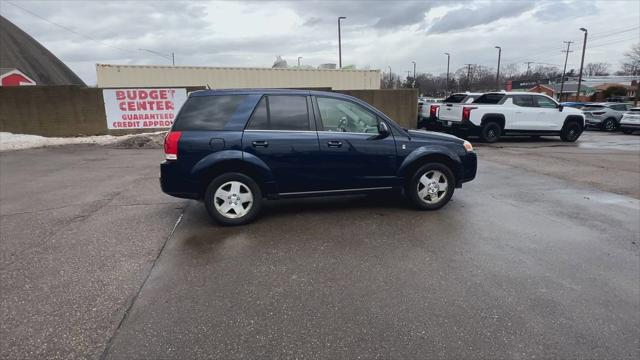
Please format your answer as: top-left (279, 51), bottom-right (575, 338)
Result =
top-left (96, 64), bottom-right (381, 90)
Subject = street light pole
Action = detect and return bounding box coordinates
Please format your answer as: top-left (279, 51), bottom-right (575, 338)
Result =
top-left (495, 46), bottom-right (502, 90)
top-left (338, 16), bottom-right (346, 69)
top-left (388, 65), bottom-right (392, 88)
top-left (444, 52), bottom-right (450, 95)
top-left (576, 28), bottom-right (588, 101)
top-left (297, 57), bottom-right (302, 67)
top-left (411, 61), bottom-right (416, 88)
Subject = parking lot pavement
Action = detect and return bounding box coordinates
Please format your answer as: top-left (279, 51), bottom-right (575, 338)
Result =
top-left (2, 132), bottom-right (639, 359)
top-left (0, 146), bottom-right (187, 359)
top-left (103, 136), bottom-right (638, 359)
top-left (474, 131), bottom-right (640, 198)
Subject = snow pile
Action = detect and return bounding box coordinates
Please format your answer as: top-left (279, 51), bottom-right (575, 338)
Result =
top-left (0, 132), bottom-right (167, 151)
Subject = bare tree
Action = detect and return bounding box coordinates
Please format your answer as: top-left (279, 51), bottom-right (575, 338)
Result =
top-left (620, 43), bottom-right (640, 75)
top-left (584, 62), bottom-right (610, 76)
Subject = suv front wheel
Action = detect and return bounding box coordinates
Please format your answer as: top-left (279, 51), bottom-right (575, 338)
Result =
top-left (205, 173), bottom-right (262, 225)
top-left (407, 163), bottom-right (455, 210)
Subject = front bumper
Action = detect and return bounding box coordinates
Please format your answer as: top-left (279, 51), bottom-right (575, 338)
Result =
top-left (457, 151), bottom-right (477, 187)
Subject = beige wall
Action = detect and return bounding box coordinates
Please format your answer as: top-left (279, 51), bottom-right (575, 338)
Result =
top-left (96, 64), bottom-right (381, 90)
top-left (338, 89), bottom-right (418, 129)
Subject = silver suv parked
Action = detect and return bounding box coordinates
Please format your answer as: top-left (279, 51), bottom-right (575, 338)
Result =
top-left (581, 103), bottom-right (633, 131)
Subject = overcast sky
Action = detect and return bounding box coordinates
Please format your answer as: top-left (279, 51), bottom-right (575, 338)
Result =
top-left (1, 0), bottom-right (638, 85)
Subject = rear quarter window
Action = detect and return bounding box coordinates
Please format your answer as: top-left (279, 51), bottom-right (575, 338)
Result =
top-left (173, 95), bottom-right (246, 131)
top-left (473, 94), bottom-right (505, 104)
top-left (442, 94), bottom-right (467, 103)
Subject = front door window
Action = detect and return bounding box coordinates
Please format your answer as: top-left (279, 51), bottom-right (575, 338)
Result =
top-left (316, 97), bottom-right (379, 134)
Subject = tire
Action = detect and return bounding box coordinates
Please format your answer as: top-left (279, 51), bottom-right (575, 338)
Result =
top-left (601, 117), bottom-right (618, 132)
top-left (560, 121), bottom-right (582, 142)
top-left (406, 163), bottom-right (455, 210)
top-left (622, 129), bottom-right (633, 134)
top-left (204, 172), bottom-right (262, 225)
top-left (480, 121), bottom-right (501, 143)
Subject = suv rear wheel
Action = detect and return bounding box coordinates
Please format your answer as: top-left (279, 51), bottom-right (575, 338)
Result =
top-left (204, 173), bottom-right (262, 225)
top-left (480, 121), bottom-right (501, 143)
top-left (407, 163), bottom-right (455, 210)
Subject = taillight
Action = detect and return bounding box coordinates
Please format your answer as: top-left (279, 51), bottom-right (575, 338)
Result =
top-left (164, 131), bottom-right (182, 160)
top-left (430, 105), bottom-right (439, 118)
top-left (592, 111), bottom-right (606, 115)
top-left (462, 106), bottom-right (477, 122)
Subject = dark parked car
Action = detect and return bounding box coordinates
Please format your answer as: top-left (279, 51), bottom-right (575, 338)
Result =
top-left (161, 89), bottom-right (477, 225)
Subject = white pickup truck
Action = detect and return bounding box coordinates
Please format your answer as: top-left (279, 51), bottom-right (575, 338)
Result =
top-left (436, 92), bottom-right (483, 127)
top-left (439, 92), bottom-right (585, 143)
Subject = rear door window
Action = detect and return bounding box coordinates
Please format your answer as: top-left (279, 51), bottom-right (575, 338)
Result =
top-left (246, 95), bottom-right (311, 131)
top-left (513, 95), bottom-right (535, 107)
top-left (473, 93), bottom-right (505, 104)
top-left (173, 95), bottom-right (246, 131)
top-left (609, 104), bottom-right (627, 111)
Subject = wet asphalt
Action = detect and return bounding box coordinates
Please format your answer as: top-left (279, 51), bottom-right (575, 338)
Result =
top-left (1, 132), bottom-right (639, 359)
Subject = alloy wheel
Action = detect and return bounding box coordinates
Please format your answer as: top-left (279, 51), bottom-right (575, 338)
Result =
top-left (417, 170), bottom-right (448, 204)
top-left (213, 181), bottom-right (253, 218)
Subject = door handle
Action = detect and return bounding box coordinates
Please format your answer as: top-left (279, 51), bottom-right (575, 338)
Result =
top-left (327, 140), bottom-right (343, 148)
top-left (252, 140), bottom-right (268, 147)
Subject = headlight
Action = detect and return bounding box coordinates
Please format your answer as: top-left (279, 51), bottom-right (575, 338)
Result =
top-left (463, 140), bottom-right (474, 152)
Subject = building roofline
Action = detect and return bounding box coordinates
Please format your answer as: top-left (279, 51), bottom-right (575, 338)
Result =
top-left (96, 63), bottom-right (380, 73)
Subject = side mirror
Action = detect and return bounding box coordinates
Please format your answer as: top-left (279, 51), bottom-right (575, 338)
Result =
top-left (558, 104), bottom-right (564, 112)
top-left (378, 121), bottom-right (390, 136)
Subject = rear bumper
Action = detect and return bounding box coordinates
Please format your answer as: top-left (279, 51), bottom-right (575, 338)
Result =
top-left (585, 117), bottom-right (605, 126)
top-left (160, 161), bottom-right (200, 199)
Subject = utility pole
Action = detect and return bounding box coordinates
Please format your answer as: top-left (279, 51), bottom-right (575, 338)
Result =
top-left (576, 28), bottom-right (588, 101)
top-left (525, 61), bottom-right (534, 78)
top-left (444, 53), bottom-right (450, 95)
top-left (338, 17), bottom-right (346, 69)
top-left (465, 64), bottom-right (473, 91)
top-left (411, 61), bottom-right (416, 88)
top-left (495, 46), bottom-right (502, 90)
top-left (559, 41), bottom-right (573, 102)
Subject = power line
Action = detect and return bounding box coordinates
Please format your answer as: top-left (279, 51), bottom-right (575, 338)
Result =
top-left (589, 26), bottom-right (639, 40)
top-left (504, 27), bottom-right (639, 65)
top-left (5, 1), bottom-right (132, 53)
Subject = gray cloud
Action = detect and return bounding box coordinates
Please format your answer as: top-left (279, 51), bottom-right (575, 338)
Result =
top-left (428, 1), bottom-right (537, 34)
top-left (286, 0), bottom-right (441, 29)
top-left (0, 0), bottom-right (636, 85)
top-left (533, 0), bottom-right (598, 21)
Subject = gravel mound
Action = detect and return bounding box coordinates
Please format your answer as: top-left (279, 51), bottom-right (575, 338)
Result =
top-left (111, 132), bottom-right (166, 149)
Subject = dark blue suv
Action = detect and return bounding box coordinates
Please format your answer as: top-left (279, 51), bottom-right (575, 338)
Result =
top-left (161, 89), bottom-right (477, 225)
